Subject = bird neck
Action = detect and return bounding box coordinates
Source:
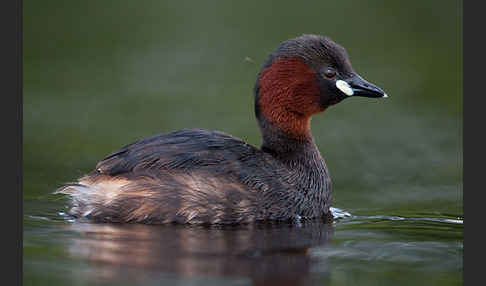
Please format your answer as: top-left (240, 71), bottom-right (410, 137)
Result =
top-left (258, 117), bottom-right (321, 166)
top-left (253, 55), bottom-right (329, 196)
top-left (258, 117), bottom-right (331, 217)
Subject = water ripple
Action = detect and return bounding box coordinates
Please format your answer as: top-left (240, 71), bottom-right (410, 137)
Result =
top-left (330, 207), bottom-right (463, 226)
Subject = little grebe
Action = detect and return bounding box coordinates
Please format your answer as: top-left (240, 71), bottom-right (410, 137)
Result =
top-left (57, 34), bottom-right (387, 224)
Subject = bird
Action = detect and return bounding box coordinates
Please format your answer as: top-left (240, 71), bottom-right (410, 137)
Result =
top-left (56, 34), bottom-right (387, 225)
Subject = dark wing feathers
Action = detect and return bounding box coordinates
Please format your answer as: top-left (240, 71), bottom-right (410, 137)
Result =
top-left (95, 129), bottom-right (269, 176)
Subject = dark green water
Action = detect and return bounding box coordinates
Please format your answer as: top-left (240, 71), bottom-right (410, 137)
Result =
top-left (23, 1), bottom-right (462, 285)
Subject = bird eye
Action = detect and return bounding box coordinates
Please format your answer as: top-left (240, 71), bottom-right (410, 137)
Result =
top-left (323, 68), bottom-right (336, 79)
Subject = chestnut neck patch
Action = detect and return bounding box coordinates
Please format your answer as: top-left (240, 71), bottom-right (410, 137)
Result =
top-left (257, 57), bottom-right (323, 138)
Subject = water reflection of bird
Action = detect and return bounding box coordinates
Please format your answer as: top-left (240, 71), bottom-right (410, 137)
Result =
top-left (57, 34), bottom-right (387, 224)
top-left (64, 221), bottom-right (333, 285)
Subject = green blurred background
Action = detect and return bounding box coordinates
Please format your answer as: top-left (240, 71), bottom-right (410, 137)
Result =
top-left (24, 0), bottom-right (462, 214)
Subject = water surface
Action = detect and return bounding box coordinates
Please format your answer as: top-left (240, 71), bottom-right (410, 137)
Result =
top-left (24, 200), bottom-right (462, 286)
